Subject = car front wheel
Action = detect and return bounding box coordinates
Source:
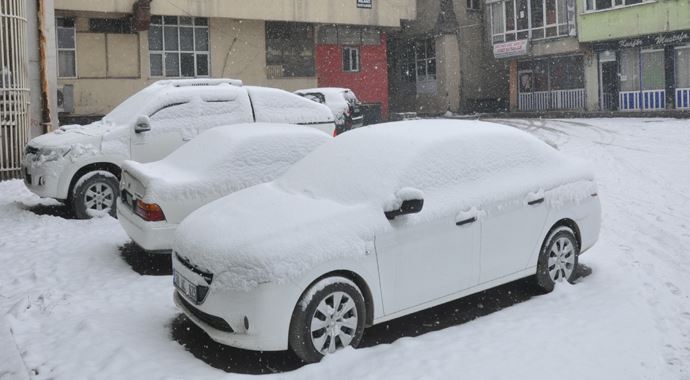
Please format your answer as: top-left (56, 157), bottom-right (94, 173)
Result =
top-left (71, 171), bottom-right (119, 219)
top-left (536, 226), bottom-right (580, 292)
top-left (289, 276), bottom-right (366, 363)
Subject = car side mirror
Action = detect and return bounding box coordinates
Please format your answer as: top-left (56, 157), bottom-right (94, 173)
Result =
top-left (134, 116), bottom-right (151, 133)
top-left (384, 198), bottom-right (424, 220)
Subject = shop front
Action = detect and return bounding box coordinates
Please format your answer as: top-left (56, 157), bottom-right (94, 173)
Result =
top-left (592, 31), bottom-right (690, 111)
top-left (516, 54), bottom-right (585, 111)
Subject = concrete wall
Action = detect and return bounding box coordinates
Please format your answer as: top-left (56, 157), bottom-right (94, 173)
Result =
top-left (56, 15), bottom-right (317, 117)
top-left (55, 0), bottom-right (416, 27)
top-left (578, 2), bottom-right (690, 42)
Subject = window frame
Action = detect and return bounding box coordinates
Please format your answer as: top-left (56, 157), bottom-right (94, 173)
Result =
top-left (489, 0), bottom-right (573, 44)
top-left (56, 16), bottom-right (77, 79)
top-left (584, 0), bottom-right (653, 12)
top-left (342, 46), bottom-right (360, 73)
top-left (467, 0), bottom-right (481, 11)
top-left (148, 16), bottom-right (210, 79)
top-left (265, 22), bottom-right (316, 78)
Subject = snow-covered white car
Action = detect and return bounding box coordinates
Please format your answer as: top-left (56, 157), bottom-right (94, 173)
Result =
top-left (22, 79), bottom-right (335, 218)
top-left (117, 124), bottom-right (331, 253)
top-left (171, 120), bottom-right (601, 363)
top-left (295, 88), bottom-right (363, 135)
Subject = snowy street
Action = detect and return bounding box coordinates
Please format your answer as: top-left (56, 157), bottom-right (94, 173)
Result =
top-left (1, 118), bottom-right (689, 379)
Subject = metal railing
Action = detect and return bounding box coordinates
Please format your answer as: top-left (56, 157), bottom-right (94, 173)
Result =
top-left (1, 0), bottom-right (30, 181)
top-left (519, 89), bottom-right (585, 111)
top-left (619, 90), bottom-right (666, 111)
top-left (676, 88), bottom-right (690, 110)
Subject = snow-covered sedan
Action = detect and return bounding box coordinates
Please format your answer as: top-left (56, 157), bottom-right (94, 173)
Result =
top-left (295, 88), bottom-right (363, 135)
top-left (171, 120), bottom-right (601, 363)
top-left (117, 124), bottom-right (331, 253)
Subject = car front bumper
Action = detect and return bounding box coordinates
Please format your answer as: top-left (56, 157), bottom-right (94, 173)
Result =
top-left (22, 161), bottom-right (63, 199)
top-left (116, 198), bottom-right (176, 253)
top-left (172, 255), bottom-right (299, 351)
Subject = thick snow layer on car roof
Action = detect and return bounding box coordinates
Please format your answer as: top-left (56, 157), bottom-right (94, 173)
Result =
top-left (174, 120), bottom-right (596, 291)
top-left (279, 119), bottom-right (594, 207)
top-left (122, 123), bottom-right (331, 202)
top-left (248, 86), bottom-right (335, 124)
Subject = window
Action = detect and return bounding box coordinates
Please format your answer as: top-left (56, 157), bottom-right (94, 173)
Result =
top-left (518, 56), bottom-right (584, 93)
top-left (89, 18), bottom-right (131, 34)
top-left (489, 0), bottom-right (575, 43)
top-left (343, 47), bottom-right (360, 72)
top-left (641, 49), bottom-right (665, 90)
top-left (56, 17), bottom-right (76, 78)
top-left (400, 38), bottom-right (437, 94)
top-left (467, 0), bottom-right (481, 10)
top-left (148, 16), bottom-right (209, 78)
top-left (586, 0), bottom-right (647, 11)
top-left (675, 46), bottom-right (690, 89)
top-left (318, 25), bottom-right (381, 46)
top-left (266, 22), bottom-right (315, 77)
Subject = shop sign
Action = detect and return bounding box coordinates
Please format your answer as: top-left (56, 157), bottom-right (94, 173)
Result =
top-left (357, 0), bottom-right (372, 8)
top-left (595, 30), bottom-right (690, 50)
top-left (493, 40), bottom-right (530, 59)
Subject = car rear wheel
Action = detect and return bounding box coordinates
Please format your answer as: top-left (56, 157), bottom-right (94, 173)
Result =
top-left (72, 172), bottom-right (119, 219)
top-left (289, 277), bottom-right (366, 363)
top-left (536, 227), bottom-right (580, 292)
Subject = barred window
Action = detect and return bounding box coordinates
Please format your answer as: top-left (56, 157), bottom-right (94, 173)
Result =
top-left (148, 16), bottom-right (209, 78)
top-left (56, 17), bottom-right (76, 78)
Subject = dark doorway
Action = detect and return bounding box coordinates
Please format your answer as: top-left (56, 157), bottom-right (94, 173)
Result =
top-left (600, 60), bottom-right (619, 111)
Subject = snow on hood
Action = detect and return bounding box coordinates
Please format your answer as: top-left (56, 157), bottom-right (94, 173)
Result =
top-left (174, 120), bottom-right (596, 291)
top-left (122, 123), bottom-right (331, 203)
top-left (174, 183), bottom-right (384, 291)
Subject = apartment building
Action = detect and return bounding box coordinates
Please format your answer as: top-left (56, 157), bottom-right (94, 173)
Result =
top-left (485, 0), bottom-right (600, 112)
top-left (48, 0), bottom-right (416, 124)
top-left (388, 0), bottom-right (507, 115)
top-left (579, 1), bottom-right (690, 111)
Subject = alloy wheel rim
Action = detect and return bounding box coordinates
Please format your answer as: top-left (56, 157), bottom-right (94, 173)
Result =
top-left (547, 237), bottom-right (576, 282)
top-left (84, 182), bottom-right (114, 212)
top-left (310, 291), bottom-right (358, 355)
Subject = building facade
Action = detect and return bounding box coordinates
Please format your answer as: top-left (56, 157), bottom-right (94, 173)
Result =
top-left (46, 0), bottom-right (415, 126)
top-left (388, 0), bottom-right (507, 115)
top-left (578, 1), bottom-right (690, 111)
top-left (485, 0), bottom-right (601, 112)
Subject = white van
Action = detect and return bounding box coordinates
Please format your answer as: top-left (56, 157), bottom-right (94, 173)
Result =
top-left (22, 79), bottom-right (335, 218)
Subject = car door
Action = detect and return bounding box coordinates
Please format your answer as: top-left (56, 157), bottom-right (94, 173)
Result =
top-left (375, 205), bottom-right (481, 315)
top-left (131, 101), bottom-right (199, 163)
top-left (479, 191), bottom-right (549, 283)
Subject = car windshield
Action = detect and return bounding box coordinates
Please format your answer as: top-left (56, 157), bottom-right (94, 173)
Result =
top-left (102, 85), bottom-right (160, 125)
top-left (277, 129), bottom-right (421, 204)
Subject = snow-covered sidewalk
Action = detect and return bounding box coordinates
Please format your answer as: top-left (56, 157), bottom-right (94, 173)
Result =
top-left (1, 118), bottom-right (689, 379)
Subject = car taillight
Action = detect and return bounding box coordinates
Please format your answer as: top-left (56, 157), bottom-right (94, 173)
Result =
top-left (135, 200), bottom-right (166, 221)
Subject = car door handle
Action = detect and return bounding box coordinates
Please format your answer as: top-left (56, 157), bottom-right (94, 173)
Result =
top-left (528, 198), bottom-right (545, 206)
top-left (182, 137), bottom-right (193, 141)
top-left (456, 217), bottom-right (477, 226)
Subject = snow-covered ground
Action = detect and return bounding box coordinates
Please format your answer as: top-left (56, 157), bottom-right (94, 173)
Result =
top-left (1, 118), bottom-right (689, 379)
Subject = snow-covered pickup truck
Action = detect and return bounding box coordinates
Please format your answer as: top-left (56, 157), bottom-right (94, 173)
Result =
top-left (22, 79), bottom-right (336, 218)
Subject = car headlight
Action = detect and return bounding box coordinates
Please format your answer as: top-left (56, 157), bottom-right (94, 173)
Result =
top-left (36, 147), bottom-right (71, 162)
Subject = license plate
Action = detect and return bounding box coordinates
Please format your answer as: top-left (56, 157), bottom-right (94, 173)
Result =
top-left (121, 190), bottom-right (133, 208)
top-left (173, 270), bottom-right (198, 301)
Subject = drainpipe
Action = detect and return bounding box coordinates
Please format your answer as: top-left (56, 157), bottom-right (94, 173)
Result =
top-left (36, 0), bottom-right (52, 132)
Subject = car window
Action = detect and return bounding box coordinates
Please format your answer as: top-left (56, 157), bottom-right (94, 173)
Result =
top-left (150, 102), bottom-right (195, 121)
top-left (196, 100), bottom-right (253, 131)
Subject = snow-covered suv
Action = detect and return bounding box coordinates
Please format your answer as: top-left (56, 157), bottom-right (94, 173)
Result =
top-left (22, 79), bottom-right (335, 218)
